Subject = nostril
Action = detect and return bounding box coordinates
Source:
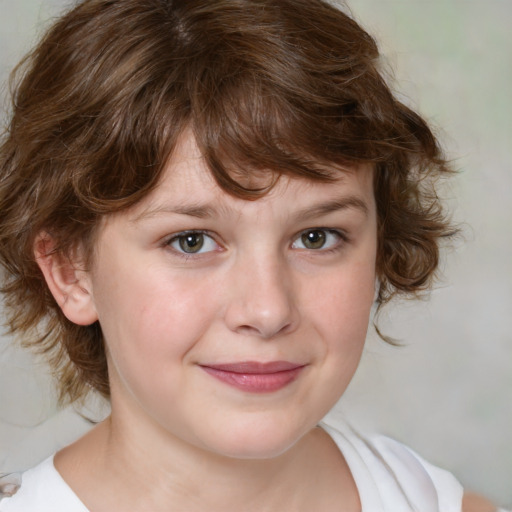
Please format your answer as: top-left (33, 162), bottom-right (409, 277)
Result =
top-left (236, 325), bottom-right (259, 336)
top-left (235, 320), bottom-right (295, 339)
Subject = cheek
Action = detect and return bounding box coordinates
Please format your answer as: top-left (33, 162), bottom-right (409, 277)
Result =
top-left (303, 259), bottom-right (376, 395)
top-left (308, 260), bottom-right (376, 335)
top-left (95, 265), bottom-right (219, 366)
top-left (96, 271), bottom-right (215, 410)
top-left (291, 261), bottom-right (376, 423)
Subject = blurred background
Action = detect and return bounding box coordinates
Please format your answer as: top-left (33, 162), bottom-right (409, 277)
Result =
top-left (1, 0), bottom-right (511, 507)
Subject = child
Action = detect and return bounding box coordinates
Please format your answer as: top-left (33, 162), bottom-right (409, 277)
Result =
top-left (0, 0), bottom-right (503, 510)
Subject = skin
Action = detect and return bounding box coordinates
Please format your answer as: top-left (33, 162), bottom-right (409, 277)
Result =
top-left (35, 133), bottom-right (495, 511)
top-left (37, 133), bottom-right (376, 511)
top-left (462, 493), bottom-right (499, 512)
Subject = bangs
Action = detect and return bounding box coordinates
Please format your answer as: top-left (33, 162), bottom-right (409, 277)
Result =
top-left (191, 78), bottom-right (341, 198)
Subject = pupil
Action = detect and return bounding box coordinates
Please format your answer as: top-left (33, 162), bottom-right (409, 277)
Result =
top-left (179, 233), bottom-right (204, 253)
top-left (302, 230), bottom-right (326, 249)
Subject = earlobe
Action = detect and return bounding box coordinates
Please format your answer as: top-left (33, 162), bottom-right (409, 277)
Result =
top-left (34, 233), bottom-right (98, 326)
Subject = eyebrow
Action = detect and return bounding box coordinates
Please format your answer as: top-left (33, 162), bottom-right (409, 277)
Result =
top-left (294, 196), bottom-right (369, 222)
top-left (132, 195), bottom-right (369, 223)
top-left (132, 202), bottom-right (219, 222)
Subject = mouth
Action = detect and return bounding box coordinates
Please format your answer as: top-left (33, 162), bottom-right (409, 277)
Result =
top-left (199, 361), bottom-right (306, 393)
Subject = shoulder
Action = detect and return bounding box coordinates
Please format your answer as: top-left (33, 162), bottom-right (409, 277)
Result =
top-left (462, 492), bottom-right (504, 512)
top-left (0, 456), bottom-right (88, 512)
top-left (322, 421), bottom-right (464, 512)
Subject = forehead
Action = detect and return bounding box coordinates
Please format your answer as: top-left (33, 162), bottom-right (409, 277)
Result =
top-left (130, 132), bottom-right (375, 222)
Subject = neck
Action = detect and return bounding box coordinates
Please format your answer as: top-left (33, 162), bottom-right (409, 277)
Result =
top-left (55, 412), bottom-right (359, 512)
top-left (106, 414), bottom-right (328, 511)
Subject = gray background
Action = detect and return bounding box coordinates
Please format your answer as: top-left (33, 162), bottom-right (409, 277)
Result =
top-left (1, 0), bottom-right (511, 507)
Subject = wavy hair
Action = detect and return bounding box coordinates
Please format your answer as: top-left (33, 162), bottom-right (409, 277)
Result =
top-left (0, 0), bottom-right (454, 404)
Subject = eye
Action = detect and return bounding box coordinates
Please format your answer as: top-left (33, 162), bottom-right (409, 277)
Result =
top-left (291, 229), bottom-right (343, 251)
top-left (168, 231), bottom-right (218, 254)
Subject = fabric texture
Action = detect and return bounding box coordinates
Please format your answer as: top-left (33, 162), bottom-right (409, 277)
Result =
top-left (321, 421), bottom-right (463, 512)
top-left (0, 421), bottom-right (475, 511)
top-left (0, 455), bottom-right (87, 512)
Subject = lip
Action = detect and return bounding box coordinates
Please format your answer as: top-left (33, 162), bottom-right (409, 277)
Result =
top-left (200, 361), bottom-right (306, 393)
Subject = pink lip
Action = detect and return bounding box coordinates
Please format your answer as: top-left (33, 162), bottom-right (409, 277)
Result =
top-left (200, 361), bottom-right (305, 393)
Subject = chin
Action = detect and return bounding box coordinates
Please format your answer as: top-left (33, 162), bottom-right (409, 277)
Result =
top-left (197, 417), bottom-right (313, 460)
top-left (213, 437), bottom-right (301, 460)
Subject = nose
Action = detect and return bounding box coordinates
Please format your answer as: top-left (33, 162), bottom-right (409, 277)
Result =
top-left (223, 253), bottom-right (299, 339)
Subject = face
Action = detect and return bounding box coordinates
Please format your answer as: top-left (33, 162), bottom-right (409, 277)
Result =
top-left (85, 134), bottom-right (377, 459)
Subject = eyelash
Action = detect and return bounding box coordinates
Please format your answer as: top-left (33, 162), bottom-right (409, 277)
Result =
top-left (291, 228), bottom-right (348, 254)
top-left (164, 230), bottom-right (220, 259)
top-left (163, 228), bottom-right (349, 259)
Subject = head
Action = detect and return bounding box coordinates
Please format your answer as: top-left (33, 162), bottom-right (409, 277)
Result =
top-left (0, 0), bottom-right (452, 407)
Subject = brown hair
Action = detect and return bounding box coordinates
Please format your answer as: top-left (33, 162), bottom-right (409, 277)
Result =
top-left (0, 0), bottom-right (454, 404)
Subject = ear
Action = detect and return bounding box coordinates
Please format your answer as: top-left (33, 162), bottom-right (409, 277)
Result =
top-left (34, 233), bottom-right (98, 326)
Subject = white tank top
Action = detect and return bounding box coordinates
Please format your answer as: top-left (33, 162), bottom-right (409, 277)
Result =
top-left (321, 422), bottom-right (463, 511)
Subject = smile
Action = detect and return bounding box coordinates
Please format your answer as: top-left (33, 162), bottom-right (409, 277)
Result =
top-left (199, 361), bottom-right (306, 393)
